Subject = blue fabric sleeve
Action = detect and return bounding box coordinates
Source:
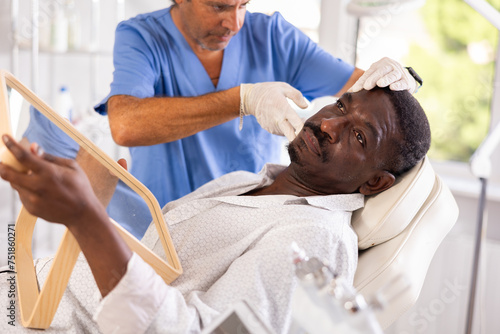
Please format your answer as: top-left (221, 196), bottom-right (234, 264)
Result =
top-left (95, 21), bottom-right (159, 115)
top-left (268, 13), bottom-right (354, 100)
top-left (23, 106), bottom-right (79, 159)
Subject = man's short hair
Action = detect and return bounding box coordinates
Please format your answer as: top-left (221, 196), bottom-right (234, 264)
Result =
top-left (379, 87), bottom-right (431, 177)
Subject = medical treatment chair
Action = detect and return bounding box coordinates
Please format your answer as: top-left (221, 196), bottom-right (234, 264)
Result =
top-left (0, 70), bottom-right (182, 329)
top-left (352, 156), bottom-right (459, 329)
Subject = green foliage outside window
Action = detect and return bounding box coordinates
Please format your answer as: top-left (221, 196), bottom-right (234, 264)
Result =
top-left (404, 0), bottom-right (499, 162)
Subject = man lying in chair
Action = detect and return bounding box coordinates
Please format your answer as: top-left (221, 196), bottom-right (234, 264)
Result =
top-left (0, 87), bottom-right (430, 334)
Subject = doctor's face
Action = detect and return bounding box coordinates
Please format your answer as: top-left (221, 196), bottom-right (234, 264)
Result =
top-left (174, 0), bottom-right (248, 51)
top-left (287, 89), bottom-right (401, 195)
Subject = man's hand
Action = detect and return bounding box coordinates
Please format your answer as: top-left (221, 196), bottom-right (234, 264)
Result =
top-left (0, 134), bottom-right (133, 297)
top-left (349, 57), bottom-right (418, 94)
top-left (0, 134), bottom-right (104, 228)
top-left (240, 82), bottom-right (308, 141)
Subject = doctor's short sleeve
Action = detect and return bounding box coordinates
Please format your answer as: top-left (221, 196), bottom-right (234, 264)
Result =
top-left (94, 21), bottom-right (159, 114)
top-left (110, 22), bottom-right (159, 98)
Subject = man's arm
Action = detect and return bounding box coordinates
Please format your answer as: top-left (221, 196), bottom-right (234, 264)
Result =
top-left (108, 81), bottom-right (309, 145)
top-left (0, 135), bottom-right (131, 297)
top-left (107, 87), bottom-right (240, 147)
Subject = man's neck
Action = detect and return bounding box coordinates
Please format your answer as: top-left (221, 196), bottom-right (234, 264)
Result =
top-left (244, 167), bottom-right (325, 197)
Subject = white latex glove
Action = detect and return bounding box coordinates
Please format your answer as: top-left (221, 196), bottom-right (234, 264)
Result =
top-left (348, 57), bottom-right (418, 94)
top-left (240, 82), bottom-right (308, 141)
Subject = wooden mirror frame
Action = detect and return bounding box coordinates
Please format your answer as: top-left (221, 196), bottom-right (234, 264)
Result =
top-left (0, 70), bottom-right (182, 329)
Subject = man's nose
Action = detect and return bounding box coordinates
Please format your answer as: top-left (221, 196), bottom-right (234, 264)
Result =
top-left (320, 117), bottom-right (347, 143)
top-left (221, 9), bottom-right (243, 32)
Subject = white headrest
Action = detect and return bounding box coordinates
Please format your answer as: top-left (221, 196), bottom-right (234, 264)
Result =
top-left (352, 157), bottom-right (435, 250)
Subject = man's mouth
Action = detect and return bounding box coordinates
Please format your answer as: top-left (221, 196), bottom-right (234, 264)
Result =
top-left (212, 30), bottom-right (234, 40)
top-left (216, 34), bottom-right (231, 42)
top-left (303, 128), bottom-right (321, 156)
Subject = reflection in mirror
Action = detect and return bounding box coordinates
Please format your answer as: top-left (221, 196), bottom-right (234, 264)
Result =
top-left (6, 85), bottom-right (154, 247)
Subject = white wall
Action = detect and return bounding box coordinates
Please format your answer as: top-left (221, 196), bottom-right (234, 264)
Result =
top-left (0, 0), bottom-right (11, 68)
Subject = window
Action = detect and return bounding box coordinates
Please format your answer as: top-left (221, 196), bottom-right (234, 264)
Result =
top-left (355, 0), bottom-right (499, 163)
top-left (248, 0), bottom-right (321, 42)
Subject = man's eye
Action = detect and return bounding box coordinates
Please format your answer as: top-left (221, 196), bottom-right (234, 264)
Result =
top-left (213, 5), bottom-right (226, 11)
top-left (336, 100), bottom-right (345, 114)
top-left (354, 130), bottom-right (364, 146)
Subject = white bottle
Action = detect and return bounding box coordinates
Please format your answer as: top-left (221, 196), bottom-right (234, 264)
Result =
top-left (55, 86), bottom-right (74, 123)
top-left (51, 4), bottom-right (69, 52)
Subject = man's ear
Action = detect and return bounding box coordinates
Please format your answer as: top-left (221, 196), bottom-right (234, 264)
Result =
top-left (359, 171), bottom-right (396, 196)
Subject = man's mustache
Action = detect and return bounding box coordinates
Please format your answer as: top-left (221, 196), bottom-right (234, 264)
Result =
top-left (303, 121), bottom-right (332, 163)
top-left (303, 121), bottom-right (328, 147)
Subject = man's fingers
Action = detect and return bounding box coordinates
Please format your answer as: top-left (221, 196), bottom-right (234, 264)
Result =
top-left (389, 79), bottom-right (409, 91)
top-left (278, 121), bottom-right (297, 142)
top-left (0, 163), bottom-right (16, 183)
top-left (285, 87), bottom-right (309, 109)
top-left (350, 58), bottom-right (417, 93)
top-left (117, 158), bottom-right (128, 171)
top-left (376, 68), bottom-right (402, 87)
top-left (362, 65), bottom-right (393, 90)
top-left (41, 150), bottom-right (77, 168)
top-left (349, 74), bottom-right (370, 92)
top-left (0, 162), bottom-right (40, 194)
top-left (1, 135), bottom-right (68, 173)
top-left (360, 63), bottom-right (377, 77)
top-left (2, 135), bottom-right (45, 173)
top-left (285, 110), bottom-right (305, 134)
top-left (348, 80), bottom-right (364, 93)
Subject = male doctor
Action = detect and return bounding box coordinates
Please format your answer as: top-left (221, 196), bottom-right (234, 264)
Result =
top-left (94, 0), bottom-right (421, 237)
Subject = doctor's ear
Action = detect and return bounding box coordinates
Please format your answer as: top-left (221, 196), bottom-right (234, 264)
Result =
top-left (359, 171), bottom-right (395, 196)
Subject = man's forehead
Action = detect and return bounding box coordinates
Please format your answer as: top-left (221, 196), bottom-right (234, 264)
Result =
top-left (340, 92), bottom-right (353, 103)
top-left (342, 89), bottom-right (393, 111)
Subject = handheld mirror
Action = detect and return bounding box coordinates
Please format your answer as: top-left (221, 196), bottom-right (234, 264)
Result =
top-left (0, 70), bottom-right (182, 329)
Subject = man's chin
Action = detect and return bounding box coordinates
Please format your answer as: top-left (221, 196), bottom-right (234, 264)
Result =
top-left (199, 37), bottom-right (232, 51)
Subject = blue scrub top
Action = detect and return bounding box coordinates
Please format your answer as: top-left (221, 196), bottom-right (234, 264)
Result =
top-left (95, 7), bottom-right (355, 218)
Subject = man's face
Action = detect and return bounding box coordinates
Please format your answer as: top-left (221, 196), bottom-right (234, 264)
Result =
top-left (287, 89), bottom-right (401, 195)
top-left (175, 0), bottom-right (248, 51)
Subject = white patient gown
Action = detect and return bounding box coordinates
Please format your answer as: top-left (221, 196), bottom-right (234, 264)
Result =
top-left (0, 164), bottom-right (363, 334)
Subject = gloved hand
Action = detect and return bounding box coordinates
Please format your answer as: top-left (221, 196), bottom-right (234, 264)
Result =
top-left (240, 82), bottom-right (308, 141)
top-left (348, 57), bottom-right (418, 94)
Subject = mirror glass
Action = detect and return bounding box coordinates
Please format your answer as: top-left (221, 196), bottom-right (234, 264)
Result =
top-left (2, 81), bottom-right (157, 260)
